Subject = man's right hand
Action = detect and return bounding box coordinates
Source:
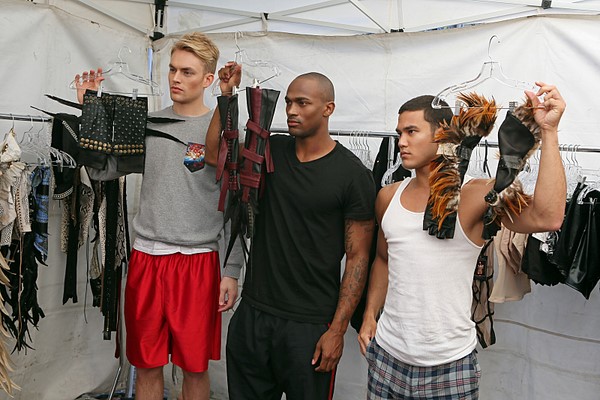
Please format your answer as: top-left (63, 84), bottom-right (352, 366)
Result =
top-left (358, 317), bottom-right (377, 356)
top-left (75, 68), bottom-right (104, 104)
top-left (217, 62), bottom-right (242, 96)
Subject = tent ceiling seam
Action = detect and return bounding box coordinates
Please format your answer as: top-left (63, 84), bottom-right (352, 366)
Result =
top-left (73, 0), bottom-right (148, 34)
top-left (404, 6), bottom-right (534, 31)
top-left (268, 0), bottom-right (349, 17)
top-left (167, 17), bottom-right (260, 37)
top-left (268, 15), bottom-right (383, 33)
top-left (348, 0), bottom-right (390, 32)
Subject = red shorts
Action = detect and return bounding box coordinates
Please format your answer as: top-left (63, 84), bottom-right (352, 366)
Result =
top-left (124, 249), bottom-right (221, 372)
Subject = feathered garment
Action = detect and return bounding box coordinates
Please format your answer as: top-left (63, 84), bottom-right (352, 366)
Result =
top-left (482, 98), bottom-right (541, 239)
top-left (423, 93), bottom-right (541, 240)
top-left (424, 93), bottom-right (498, 238)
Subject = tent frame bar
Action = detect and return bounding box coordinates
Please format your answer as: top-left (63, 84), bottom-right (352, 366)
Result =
top-left (73, 0), bottom-right (149, 34)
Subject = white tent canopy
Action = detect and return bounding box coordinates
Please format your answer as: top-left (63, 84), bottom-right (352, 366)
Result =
top-left (1, 1), bottom-right (600, 399)
top-left (53, 0), bottom-right (600, 35)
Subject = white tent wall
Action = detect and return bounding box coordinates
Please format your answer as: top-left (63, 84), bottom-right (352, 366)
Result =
top-left (183, 18), bottom-right (599, 400)
top-left (1, 2), bottom-right (153, 399)
top-left (1, 1), bottom-right (600, 399)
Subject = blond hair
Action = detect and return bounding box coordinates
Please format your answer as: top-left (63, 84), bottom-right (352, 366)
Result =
top-left (171, 32), bottom-right (220, 74)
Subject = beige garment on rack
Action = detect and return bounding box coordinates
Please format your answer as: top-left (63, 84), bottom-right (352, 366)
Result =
top-left (490, 225), bottom-right (531, 303)
top-left (0, 131), bottom-right (27, 245)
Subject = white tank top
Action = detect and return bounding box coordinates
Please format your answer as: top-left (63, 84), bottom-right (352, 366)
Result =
top-left (375, 177), bottom-right (482, 366)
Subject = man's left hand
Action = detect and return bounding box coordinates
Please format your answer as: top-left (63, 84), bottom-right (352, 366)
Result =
top-left (218, 277), bottom-right (238, 312)
top-left (312, 329), bottom-right (344, 372)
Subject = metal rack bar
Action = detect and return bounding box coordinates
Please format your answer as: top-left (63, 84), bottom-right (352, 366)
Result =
top-left (271, 127), bottom-right (397, 138)
top-left (271, 128), bottom-right (600, 153)
top-left (0, 113), bottom-right (52, 123)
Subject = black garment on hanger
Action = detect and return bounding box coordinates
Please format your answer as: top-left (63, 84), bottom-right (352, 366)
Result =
top-left (350, 137), bottom-right (410, 333)
top-left (371, 136), bottom-right (411, 192)
top-left (44, 93), bottom-right (183, 176)
top-left (521, 235), bottom-right (564, 286)
top-left (554, 182), bottom-right (600, 299)
top-left (50, 113), bottom-right (80, 199)
top-left (78, 90), bottom-right (147, 173)
top-left (0, 236), bottom-right (45, 351)
top-left (63, 169), bottom-right (82, 304)
top-left (102, 179), bottom-right (123, 341)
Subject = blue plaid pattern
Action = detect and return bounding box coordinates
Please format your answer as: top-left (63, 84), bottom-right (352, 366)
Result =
top-left (366, 338), bottom-right (480, 399)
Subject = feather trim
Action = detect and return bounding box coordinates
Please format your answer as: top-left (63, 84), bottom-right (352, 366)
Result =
top-left (426, 93), bottom-right (497, 235)
top-left (512, 97), bottom-right (542, 162)
top-left (487, 181), bottom-right (532, 225)
top-left (483, 98), bottom-right (541, 239)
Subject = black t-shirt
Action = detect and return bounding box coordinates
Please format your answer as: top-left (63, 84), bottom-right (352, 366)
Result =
top-left (242, 135), bottom-right (376, 324)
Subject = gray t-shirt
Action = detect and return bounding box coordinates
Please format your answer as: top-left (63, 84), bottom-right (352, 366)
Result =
top-left (132, 106), bottom-right (242, 277)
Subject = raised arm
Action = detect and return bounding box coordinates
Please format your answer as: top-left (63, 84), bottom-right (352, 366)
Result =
top-left (503, 82), bottom-right (567, 233)
top-left (205, 62), bottom-right (241, 166)
top-left (312, 217), bottom-right (375, 372)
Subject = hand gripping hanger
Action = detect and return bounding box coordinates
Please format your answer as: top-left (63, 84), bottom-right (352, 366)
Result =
top-left (70, 47), bottom-right (162, 98)
top-left (212, 32), bottom-right (281, 96)
top-left (432, 36), bottom-right (538, 110)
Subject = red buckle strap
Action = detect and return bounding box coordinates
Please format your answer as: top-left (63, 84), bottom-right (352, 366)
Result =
top-left (240, 147), bottom-right (264, 164)
top-left (245, 121), bottom-right (274, 173)
top-left (240, 172), bottom-right (261, 188)
top-left (246, 120), bottom-right (270, 139)
top-left (223, 129), bottom-right (238, 139)
top-left (264, 140), bottom-right (273, 173)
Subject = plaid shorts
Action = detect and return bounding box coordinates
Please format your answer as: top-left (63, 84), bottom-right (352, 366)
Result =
top-left (365, 338), bottom-right (480, 399)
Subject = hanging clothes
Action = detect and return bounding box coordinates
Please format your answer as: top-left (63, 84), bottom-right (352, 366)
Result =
top-left (553, 181), bottom-right (600, 299)
top-left (0, 167), bottom-right (50, 351)
top-left (521, 233), bottom-right (564, 286)
top-left (1, 232), bottom-right (45, 351)
top-left (489, 226), bottom-right (531, 303)
top-left (0, 131), bottom-right (27, 246)
top-left (471, 239), bottom-right (496, 348)
top-left (50, 113), bottom-right (80, 199)
top-left (44, 92), bottom-right (183, 178)
top-left (29, 166), bottom-right (51, 265)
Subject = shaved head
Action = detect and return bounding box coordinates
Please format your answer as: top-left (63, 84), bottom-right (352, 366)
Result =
top-left (293, 72), bottom-right (335, 102)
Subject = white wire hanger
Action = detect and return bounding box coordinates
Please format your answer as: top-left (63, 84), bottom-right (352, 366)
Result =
top-left (70, 47), bottom-right (162, 98)
top-left (432, 35), bottom-right (538, 110)
top-left (15, 118), bottom-right (76, 168)
top-left (212, 32), bottom-right (281, 96)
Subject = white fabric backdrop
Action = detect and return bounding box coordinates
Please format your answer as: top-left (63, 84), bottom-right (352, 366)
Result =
top-left (1, 1), bottom-right (599, 399)
top-left (1, 2), bottom-right (152, 399)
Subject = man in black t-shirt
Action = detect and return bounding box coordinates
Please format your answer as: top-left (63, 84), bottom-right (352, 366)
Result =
top-left (209, 70), bottom-right (376, 399)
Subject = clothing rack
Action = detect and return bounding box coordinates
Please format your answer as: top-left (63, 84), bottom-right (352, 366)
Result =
top-left (481, 141), bottom-right (600, 154)
top-left (271, 127), bottom-right (397, 139)
top-left (0, 112), bottom-right (52, 123)
top-left (272, 127), bottom-right (600, 154)
top-left (272, 127), bottom-right (399, 170)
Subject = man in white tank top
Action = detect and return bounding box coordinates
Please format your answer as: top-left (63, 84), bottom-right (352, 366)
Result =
top-left (358, 84), bottom-right (567, 399)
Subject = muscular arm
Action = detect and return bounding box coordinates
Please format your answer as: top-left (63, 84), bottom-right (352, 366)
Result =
top-left (205, 109), bottom-right (221, 167)
top-left (503, 83), bottom-right (567, 233)
top-left (358, 184), bottom-right (396, 354)
top-left (358, 227), bottom-right (388, 355)
top-left (461, 84), bottom-right (567, 239)
top-left (312, 217), bottom-right (374, 372)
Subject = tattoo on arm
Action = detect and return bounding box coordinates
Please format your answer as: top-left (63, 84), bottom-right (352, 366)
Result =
top-left (334, 219), bottom-right (375, 324)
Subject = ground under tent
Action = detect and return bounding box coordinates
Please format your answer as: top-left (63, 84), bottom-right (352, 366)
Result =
top-left (1, 1), bottom-right (600, 399)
